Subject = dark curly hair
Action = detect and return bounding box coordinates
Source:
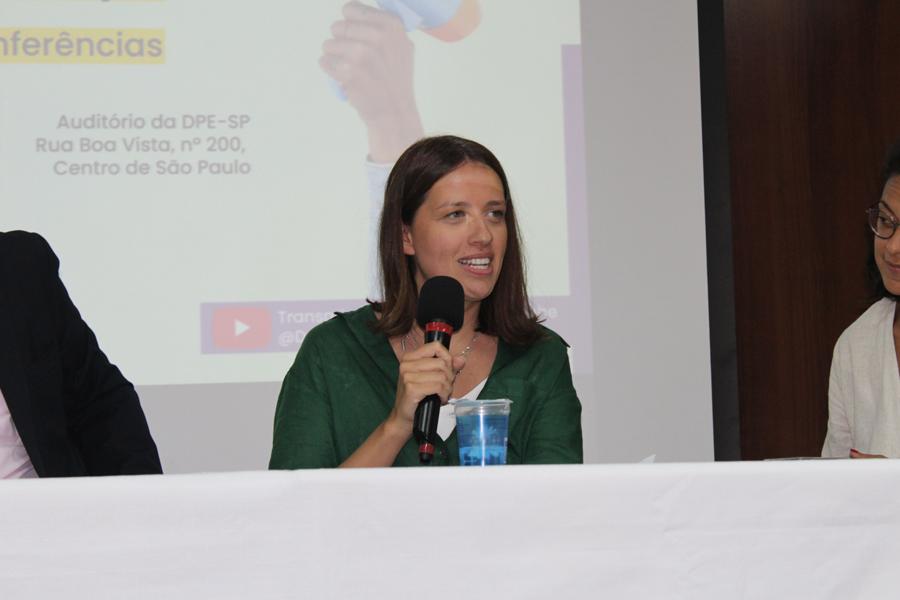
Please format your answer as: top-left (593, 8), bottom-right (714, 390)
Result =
top-left (868, 140), bottom-right (900, 301)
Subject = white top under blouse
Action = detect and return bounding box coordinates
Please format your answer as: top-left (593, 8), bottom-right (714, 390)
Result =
top-left (437, 377), bottom-right (488, 441)
top-left (823, 297), bottom-right (900, 458)
top-left (0, 387), bottom-right (37, 478)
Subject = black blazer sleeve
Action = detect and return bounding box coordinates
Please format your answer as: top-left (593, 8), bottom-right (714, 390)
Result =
top-left (3, 231), bottom-right (162, 476)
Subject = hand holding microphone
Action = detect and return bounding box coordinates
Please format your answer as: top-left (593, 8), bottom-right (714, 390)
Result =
top-left (392, 339), bottom-right (464, 425)
top-left (390, 276), bottom-right (465, 463)
top-left (319, 0), bottom-right (480, 162)
top-left (319, 1), bottom-right (423, 163)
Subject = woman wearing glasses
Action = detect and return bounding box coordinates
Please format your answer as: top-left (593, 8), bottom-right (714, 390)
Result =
top-left (823, 144), bottom-right (900, 458)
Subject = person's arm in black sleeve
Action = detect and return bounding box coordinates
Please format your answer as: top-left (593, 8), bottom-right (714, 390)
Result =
top-left (36, 234), bottom-right (162, 475)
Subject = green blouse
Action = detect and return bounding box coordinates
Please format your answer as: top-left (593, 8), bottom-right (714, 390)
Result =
top-left (269, 306), bottom-right (583, 468)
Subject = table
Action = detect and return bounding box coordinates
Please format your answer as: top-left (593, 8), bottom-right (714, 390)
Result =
top-left (2, 461), bottom-right (898, 598)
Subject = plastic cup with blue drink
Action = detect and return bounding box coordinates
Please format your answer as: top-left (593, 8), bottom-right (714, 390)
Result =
top-left (453, 399), bottom-right (512, 466)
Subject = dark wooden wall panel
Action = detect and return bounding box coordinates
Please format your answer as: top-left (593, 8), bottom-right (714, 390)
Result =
top-left (722, 0), bottom-right (900, 458)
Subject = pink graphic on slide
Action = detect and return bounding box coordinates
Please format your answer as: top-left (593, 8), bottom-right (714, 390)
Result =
top-left (202, 300), bottom-right (361, 354)
top-left (211, 307), bottom-right (272, 351)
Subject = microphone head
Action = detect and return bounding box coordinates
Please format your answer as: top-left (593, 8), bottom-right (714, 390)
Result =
top-left (418, 0), bottom-right (481, 42)
top-left (416, 276), bottom-right (464, 331)
top-left (376, 0), bottom-right (481, 43)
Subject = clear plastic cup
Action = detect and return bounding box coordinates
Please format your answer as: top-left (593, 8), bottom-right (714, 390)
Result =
top-left (453, 399), bottom-right (512, 466)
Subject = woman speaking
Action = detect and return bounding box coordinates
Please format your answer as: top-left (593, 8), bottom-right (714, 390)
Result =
top-left (269, 135), bottom-right (582, 468)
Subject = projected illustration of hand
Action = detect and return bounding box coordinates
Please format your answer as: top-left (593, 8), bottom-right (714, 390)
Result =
top-left (320, 0), bottom-right (424, 163)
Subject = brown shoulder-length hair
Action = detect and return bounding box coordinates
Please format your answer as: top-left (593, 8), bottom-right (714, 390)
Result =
top-left (369, 135), bottom-right (543, 346)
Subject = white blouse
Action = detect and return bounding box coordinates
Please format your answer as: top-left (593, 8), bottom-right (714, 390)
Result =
top-left (0, 388), bottom-right (37, 478)
top-left (823, 298), bottom-right (900, 458)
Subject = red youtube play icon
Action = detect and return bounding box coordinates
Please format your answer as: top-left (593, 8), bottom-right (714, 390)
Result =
top-left (212, 307), bottom-right (272, 350)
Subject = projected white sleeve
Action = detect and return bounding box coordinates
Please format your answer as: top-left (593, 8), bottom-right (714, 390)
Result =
top-left (366, 159), bottom-right (392, 299)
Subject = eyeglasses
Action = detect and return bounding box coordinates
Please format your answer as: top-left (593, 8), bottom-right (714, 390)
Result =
top-left (867, 202), bottom-right (900, 239)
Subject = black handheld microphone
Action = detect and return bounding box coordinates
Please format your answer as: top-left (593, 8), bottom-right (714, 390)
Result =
top-left (413, 276), bottom-right (465, 463)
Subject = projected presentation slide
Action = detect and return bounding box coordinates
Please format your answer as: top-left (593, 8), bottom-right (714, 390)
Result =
top-left (1, 0), bottom-right (589, 385)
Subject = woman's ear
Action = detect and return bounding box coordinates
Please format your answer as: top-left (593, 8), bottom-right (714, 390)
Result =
top-left (402, 224), bottom-right (415, 256)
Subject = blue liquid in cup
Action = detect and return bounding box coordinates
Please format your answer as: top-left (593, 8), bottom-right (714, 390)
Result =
top-left (457, 413), bottom-right (509, 466)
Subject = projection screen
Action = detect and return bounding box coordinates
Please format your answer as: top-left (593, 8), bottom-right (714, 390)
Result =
top-left (1, 0), bottom-right (712, 471)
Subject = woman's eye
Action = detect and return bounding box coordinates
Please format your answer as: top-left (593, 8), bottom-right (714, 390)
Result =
top-left (488, 210), bottom-right (506, 219)
top-left (445, 210), bottom-right (465, 219)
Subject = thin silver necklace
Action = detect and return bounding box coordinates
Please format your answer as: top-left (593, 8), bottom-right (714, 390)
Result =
top-left (400, 330), bottom-right (480, 373)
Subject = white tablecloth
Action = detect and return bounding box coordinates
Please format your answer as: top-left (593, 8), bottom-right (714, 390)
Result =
top-left (2, 461), bottom-right (898, 599)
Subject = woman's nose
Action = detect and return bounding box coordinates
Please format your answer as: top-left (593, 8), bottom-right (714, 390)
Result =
top-left (469, 216), bottom-right (493, 245)
top-left (887, 230), bottom-right (900, 254)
